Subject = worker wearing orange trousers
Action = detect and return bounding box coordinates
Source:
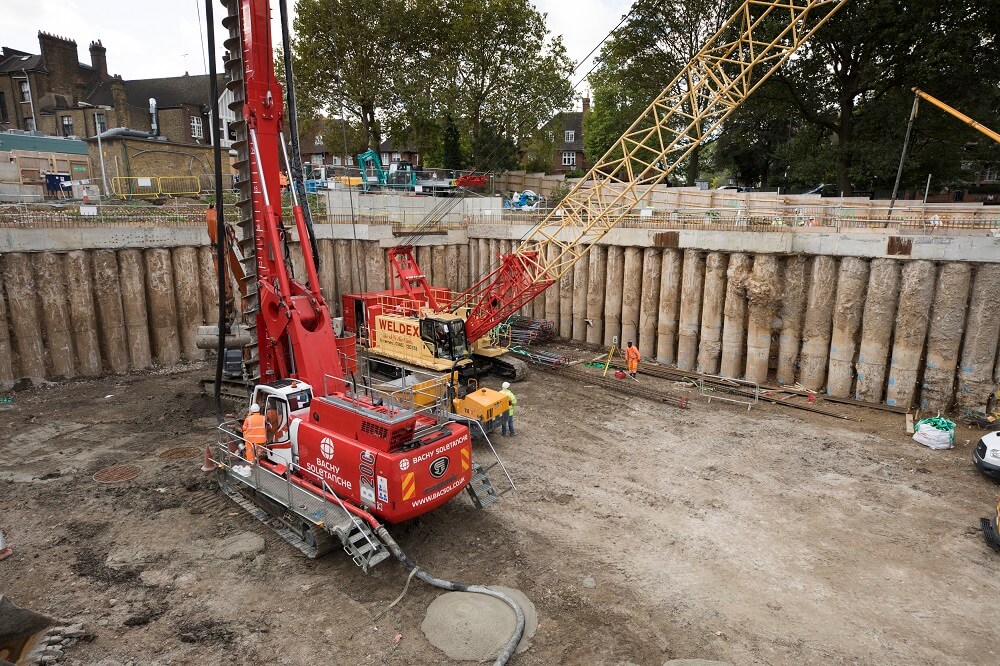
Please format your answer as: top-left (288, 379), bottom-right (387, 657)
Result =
top-left (242, 403), bottom-right (266, 464)
top-left (625, 340), bottom-right (640, 377)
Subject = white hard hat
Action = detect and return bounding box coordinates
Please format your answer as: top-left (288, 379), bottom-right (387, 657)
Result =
top-left (501, 382), bottom-right (510, 390)
top-left (249, 403), bottom-right (260, 413)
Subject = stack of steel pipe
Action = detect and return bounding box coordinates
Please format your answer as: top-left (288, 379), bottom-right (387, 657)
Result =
top-left (506, 315), bottom-right (557, 344)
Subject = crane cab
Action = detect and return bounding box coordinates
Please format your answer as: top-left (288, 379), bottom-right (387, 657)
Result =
top-left (343, 291), bottom-right (474, 373)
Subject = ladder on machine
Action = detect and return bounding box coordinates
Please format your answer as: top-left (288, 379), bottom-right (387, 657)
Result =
top-left (462, 421), bottom-right (517, 509)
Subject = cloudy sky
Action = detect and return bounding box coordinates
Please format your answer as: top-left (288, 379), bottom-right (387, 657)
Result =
top-left (2, 0), bottom-right (632, 106)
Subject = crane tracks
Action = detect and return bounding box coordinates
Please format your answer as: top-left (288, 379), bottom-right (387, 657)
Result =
top-left (187, 482), bottom-right (333, 559)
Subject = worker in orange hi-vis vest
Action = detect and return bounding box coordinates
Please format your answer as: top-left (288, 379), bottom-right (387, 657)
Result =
top-left (625, 340), bottom-right (640, 377)
top-left (241, 403), bottom-right (266, 465)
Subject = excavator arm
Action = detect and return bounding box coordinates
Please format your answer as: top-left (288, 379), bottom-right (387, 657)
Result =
top-left (448, 0), bottom-right (848, 343)
top-left (912, 87), bottom-right (1000, 145)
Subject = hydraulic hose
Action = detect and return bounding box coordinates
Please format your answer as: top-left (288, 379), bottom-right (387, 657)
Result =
top-left (374, 525), bottom-right (526, 666)
top-left (278, 0), bottom-right (320, 274)
top-left (205, 0), bottom-right (227, 424)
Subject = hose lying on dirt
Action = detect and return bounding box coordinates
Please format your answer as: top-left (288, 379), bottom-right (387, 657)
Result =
top-left (375, 525), bottom-right (526, 666)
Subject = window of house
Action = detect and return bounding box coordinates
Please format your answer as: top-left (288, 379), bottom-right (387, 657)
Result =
top-left (381, 152), bottom-right (390, 164)
top-left (564, 130), bottom-right (575, 142)
top-left (547, 131), bottom-right (554, 141)
top-left (391, 152), bottom-right (400, 162)
top-left (94, 112), bottom-right (106, 134)
top-left (562, 151), bottom-right (576, 166)
top-left (0, 92), bottom-right (8, 123)
top-left (311, 154), bottom-right (323, 165)
top-left (61, 116), bottom-right (74, 136)
top-left (332, 155), bottom-right (341, 166)
top-left (25, 117), bottom-right (35, 131)
top-left (18, 80), bottom-right (30, 102)
top-left (191, 116), bottom-right (204, 139)
top-left (346, 156), bottom-right (354, 166)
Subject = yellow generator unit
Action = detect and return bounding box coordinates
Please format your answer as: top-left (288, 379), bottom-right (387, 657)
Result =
top-left (452, 380), bottom-right (510, 436)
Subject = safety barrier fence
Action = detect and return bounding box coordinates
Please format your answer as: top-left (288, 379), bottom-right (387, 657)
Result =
top-left (0, 193), bottom-right (329, 229)
top-left (0, 202), bottom-right (209, 228)
top-left (697, 374), bottom-right (760, 411)
top-left (465, 207), bottom-right (1000, 233)
top-left (110, 176), bottom-right (202, 198)
top-left (4, 200), bottom-right (997, 234)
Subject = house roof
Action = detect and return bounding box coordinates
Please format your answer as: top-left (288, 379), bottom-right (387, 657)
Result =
top-left (84, 80), bottom-right (115, 106)
top-left (550, 111), bottom-right (584, 151)
top-left (379, 138), bottom-right (419, 154)
top-left (0, 49), bottom-right (44, 74)
top-left (122, 74), bottom-right (225, 109)
top-left (0, 131), bottom-right (89, 155)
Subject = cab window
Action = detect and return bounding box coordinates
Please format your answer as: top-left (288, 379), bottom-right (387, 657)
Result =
top-left (449, 320), bottom-right (469, 358)
top-left (287, 389), bottom-right (312, 412)
top-left (264, 395), bottom-right (289, 443)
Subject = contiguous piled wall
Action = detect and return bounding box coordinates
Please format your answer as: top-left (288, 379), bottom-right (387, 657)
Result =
top-left (2, 222), bottom-right (998, 414)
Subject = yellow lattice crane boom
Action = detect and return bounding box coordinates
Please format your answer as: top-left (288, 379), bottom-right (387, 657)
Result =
top-left (451, 0), bottom-right (848, 342)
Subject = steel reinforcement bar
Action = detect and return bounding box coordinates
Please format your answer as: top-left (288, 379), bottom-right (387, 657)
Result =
top-left (540, 363), bottom-right (690, 409)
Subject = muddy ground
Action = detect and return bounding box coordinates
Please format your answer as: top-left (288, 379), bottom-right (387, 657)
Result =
top-left (2, 355), bottom-right (999, 665)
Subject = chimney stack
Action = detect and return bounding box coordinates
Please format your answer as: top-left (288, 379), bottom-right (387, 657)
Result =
top-left (89, 40), bottom-right (109, 81)
top-left (582, 97), bottom-right (591, 114)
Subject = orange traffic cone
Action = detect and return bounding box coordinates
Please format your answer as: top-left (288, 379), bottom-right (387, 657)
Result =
top-left (200, 444), bottom-right (217, 472)
top-left (0, 530), bottom-right (12, 561)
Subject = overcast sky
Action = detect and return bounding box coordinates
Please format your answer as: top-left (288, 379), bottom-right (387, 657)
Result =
top-left (1, 0), bottom-right (631, 107)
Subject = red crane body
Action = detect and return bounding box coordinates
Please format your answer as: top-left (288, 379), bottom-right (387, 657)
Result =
top-left (225, 0), bottom-right (471, 524)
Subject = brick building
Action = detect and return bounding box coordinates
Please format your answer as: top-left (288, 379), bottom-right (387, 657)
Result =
top-left (297, 117), bottom-right (420, 169)
top-left (0, 33), bottom-right (118, 138)
top-left (545, 97), bottom-right (589, 175)
top-left (0, 32), bottom-right (228, 148)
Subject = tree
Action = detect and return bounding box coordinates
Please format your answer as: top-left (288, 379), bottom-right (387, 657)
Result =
top-left (585, 0), bottom-right (737, 185)
top-left (766, 0), bottom-right (1000, 194)
top-left (441, 114), bottom-right (465, 170)
top-left (292, 0), bottom-right (426, 150)
top-left (400, 0), bottom-right (574, 171)
top-left (520, 118), bottom-right (563, 173)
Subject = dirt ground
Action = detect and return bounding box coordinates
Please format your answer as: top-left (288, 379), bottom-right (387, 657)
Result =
top-left (2, 355), bottom-right (999, 665)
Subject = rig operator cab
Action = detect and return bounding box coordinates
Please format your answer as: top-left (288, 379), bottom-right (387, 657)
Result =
top-left (249, 379), bottom-right (313, 472)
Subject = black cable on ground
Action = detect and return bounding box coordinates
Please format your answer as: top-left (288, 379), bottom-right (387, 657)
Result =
top-left (206, 0), bottom-right (226, 424)
top-left (374, 526), bottom-right (525, 666)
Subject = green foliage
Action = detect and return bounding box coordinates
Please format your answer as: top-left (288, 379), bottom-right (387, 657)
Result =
top-left (585, 0), bottom-right (738, 184)
top-left (293, 0), bottom-right (573, 172)
top-left (520, 118), bottom-right (563, 173)
top-left (722, 0), bottom-right (1000, 192)
top-left (441, 115), bottom-right (466, 170)
top-left (292, 0), bottom-right (422, 150)
top-left (470, 121), bottom-right (520, 172)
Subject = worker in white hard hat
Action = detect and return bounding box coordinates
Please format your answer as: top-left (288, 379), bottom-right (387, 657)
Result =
top-left (498, 381), bottom-right (517, 437)
top-left (241, 403), bottom-right (266, 471)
